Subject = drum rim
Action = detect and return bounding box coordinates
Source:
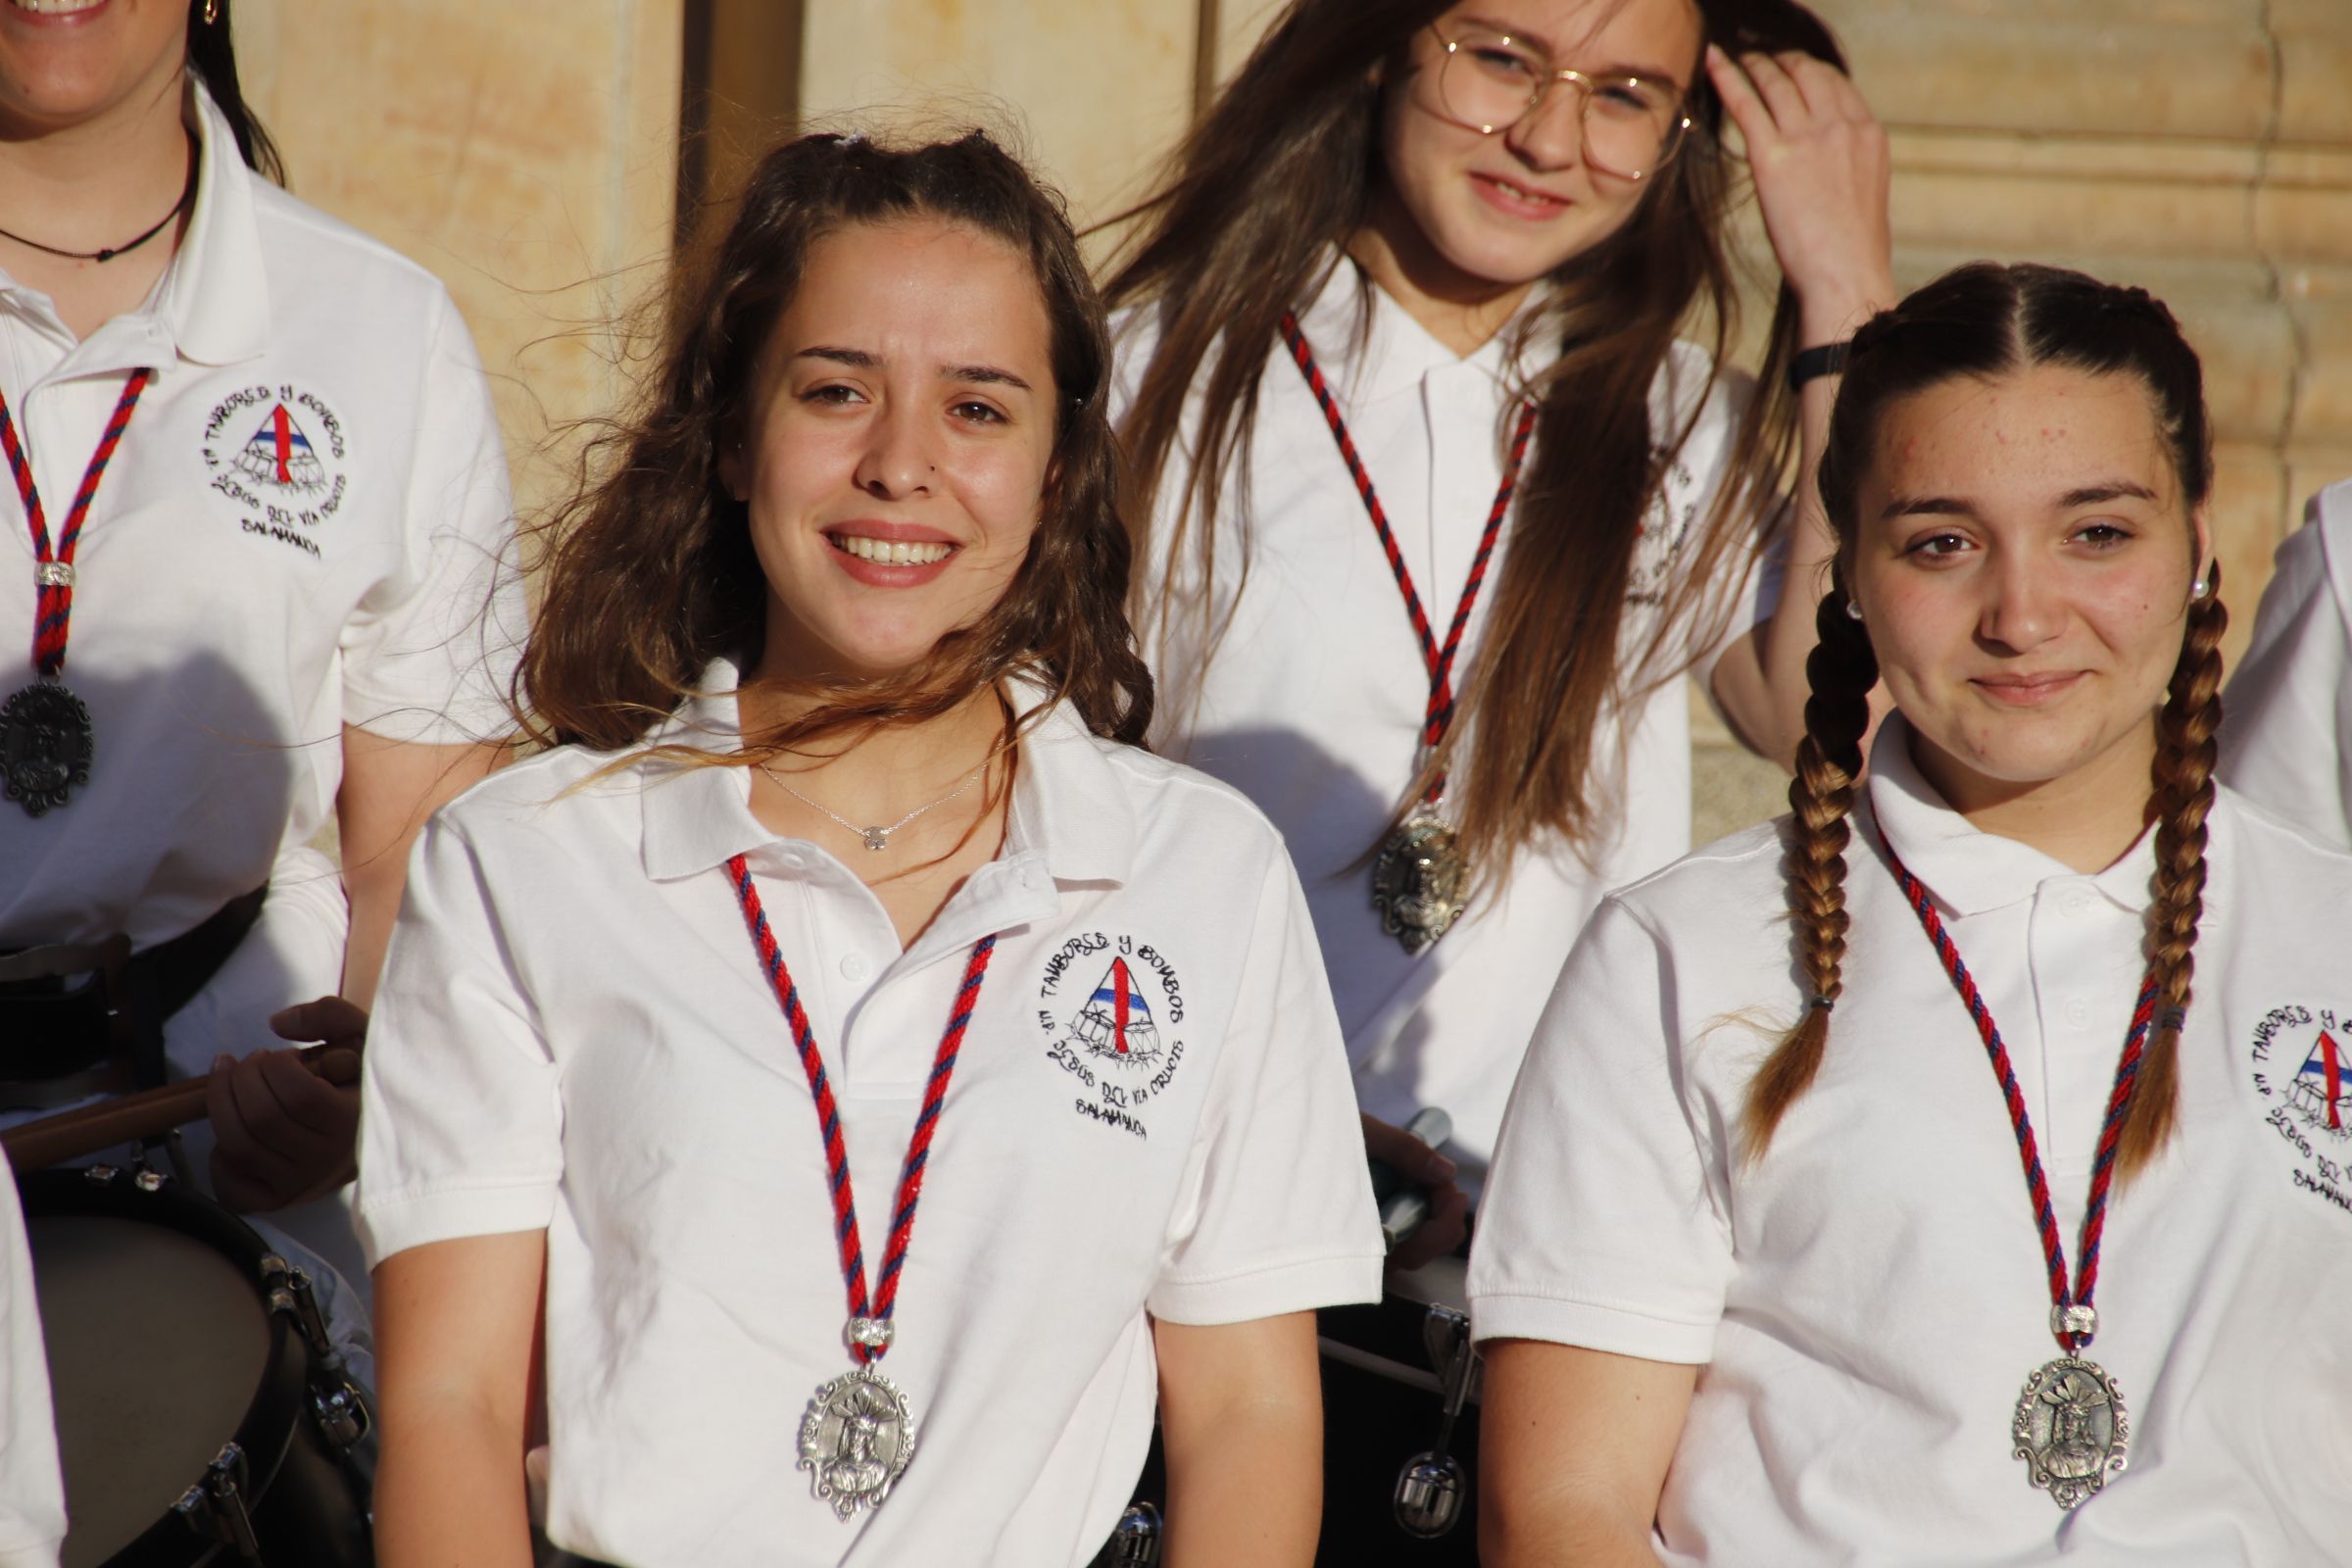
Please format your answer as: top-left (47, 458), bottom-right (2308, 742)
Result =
top-left (18, 1168), bottom-right (311, 1568)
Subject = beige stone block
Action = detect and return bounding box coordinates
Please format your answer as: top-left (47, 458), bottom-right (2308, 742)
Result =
top-left (1815, 3), bottom-right (2276, 141)
top-left (1209, 0), bottom-right (1292, 86)
top-left (797, 0), bottom-right (1196, 226)
top-left (2290, 298), bottom-right (2352, 450)
top-left (235, 1), bottom-right (682, 524)
top-left (2258, 162), bottom-right (2352, 269)
top-left (2277, 22), bottom-right (2352, 146)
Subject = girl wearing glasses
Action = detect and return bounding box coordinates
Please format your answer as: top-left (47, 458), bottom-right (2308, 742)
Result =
top-left (1106, 0), bottom-right (1892, 1250)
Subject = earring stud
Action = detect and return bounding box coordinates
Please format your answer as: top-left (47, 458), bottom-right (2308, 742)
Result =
top-left (1842, 597), bottom-right (1864, 622)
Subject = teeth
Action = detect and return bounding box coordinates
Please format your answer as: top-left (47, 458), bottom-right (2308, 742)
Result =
top-left (834, 534), bottom-right (952, 566)
top-left (8, 0), bottom-right (110, 13)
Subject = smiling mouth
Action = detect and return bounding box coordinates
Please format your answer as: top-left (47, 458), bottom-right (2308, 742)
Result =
top-left (828, 533), bottom-right (956, 567)
top-left (4, 0), bottom-right (110, 14)
top-left (1972, 672), bottom-right (2086, 706)
top-left (1472, 172), bottom-right (1571, 214)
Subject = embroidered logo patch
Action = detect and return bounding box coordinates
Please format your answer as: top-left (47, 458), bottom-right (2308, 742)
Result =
top-left (202, 381), bottom-right (350, 558)
top-left (1627, 451), bottom-right (1698, 608)
top-left (2250, 1004), bottom-right (2352, 1216)
top-left (1036, 931), bottom-right (1187, 1139)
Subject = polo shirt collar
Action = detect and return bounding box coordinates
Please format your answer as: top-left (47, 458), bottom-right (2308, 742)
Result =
top-left (1293, 250), bottom-right (1544, 409)
top-left (639, 660), bottom-right (1139, 888)
top-left (159, 81), bottom-right (270, 368)
top-left (1865, 711), bottom-right (2156, 919)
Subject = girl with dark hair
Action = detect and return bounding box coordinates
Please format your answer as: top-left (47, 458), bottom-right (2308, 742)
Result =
top-left (0, 0), bottom-right (517, 1286)
top-left (1470, 262), bottom-right (2352, 1563)
top-left (358, 130), bottom-right (1382, 1568)
top-left (1105, 0), bottom-right (1894, 1238)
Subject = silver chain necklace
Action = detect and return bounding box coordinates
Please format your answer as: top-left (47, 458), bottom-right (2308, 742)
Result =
top-left (759, 760), bottom-right (986, 852)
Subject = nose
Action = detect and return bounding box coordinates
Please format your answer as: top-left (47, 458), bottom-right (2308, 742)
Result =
top-left (1976, 546), bottom-right (2064, 653)
top-left (853, 395), bottom-right (933, 500)
top-left (1502, 78), bottom-right (1588, 172)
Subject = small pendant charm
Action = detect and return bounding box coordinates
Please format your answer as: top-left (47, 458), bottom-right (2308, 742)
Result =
top-left (1371, 812), bottom-right (1469, 956)
top-left (799, 1362), bottom-right (916, 1519)
top-left (0, 679), bottom-right (94, 816)
top-left (860, 826), bottom-right (890, 852)
top-left (2013, 1355), bottom-right (2130, 1509)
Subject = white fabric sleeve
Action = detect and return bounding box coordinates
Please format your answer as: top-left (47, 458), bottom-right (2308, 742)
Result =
top-left (0, 1161), bottom-right (63, 1568)
top-left (1467, 896), bottom-right (1733, 1363)
top-left (355, 813), bottom-right (563, 1268)
top-left (1647, 352), bottom-right (1785, 698)
top-left (2221, 482), bottom-right (2352, 850)
top-left (339, 291), bottom-right (524, 747)
top-left (1146, 847), bottom-right (1385, 1324)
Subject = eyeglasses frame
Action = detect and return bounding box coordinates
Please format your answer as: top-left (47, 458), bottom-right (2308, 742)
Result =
top-left (1423, 23), bottom-right (1696, 182)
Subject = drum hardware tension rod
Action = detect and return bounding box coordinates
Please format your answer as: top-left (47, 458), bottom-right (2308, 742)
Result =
top-left (262, 1253), bottom-right (376, 1453)
top-left (172, 1443), bottom-right (263, 1561)
top-left (1107, 1499), bottom-right (1162, 1566)
top-left (1395, 1305), bottom-right (1478, 1539)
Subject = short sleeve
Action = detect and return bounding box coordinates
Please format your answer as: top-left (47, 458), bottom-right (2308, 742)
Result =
top-left (1467, 897), bottom-right (1734, 1363)
top-left (339, 292), bottom-right (524, 746)
top-left (2221, 484), bottom-right (2352, 850)
top-left (355, 812), bottom-right (563, 1268)
top-left (1146, 847), bottom-right (1384, 1324)
top-left (0, 1157), bottom-right (62, 1568)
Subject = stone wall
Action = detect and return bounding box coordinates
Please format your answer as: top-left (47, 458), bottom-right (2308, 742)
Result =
top-left (232, 0), bottom-right (684, 525)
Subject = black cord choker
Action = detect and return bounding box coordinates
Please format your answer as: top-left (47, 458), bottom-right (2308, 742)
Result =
top-left (0, 135), bottom-right (197, 265)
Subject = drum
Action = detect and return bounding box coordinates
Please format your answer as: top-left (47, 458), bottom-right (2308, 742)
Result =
top-left (1314, 1254), bottom-right (1482, 1566)
top-left (20, 1164), bottom-right (373, 1568)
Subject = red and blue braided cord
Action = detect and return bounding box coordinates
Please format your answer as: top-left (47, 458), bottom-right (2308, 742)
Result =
top-left (727, 852), bottom-right (998, 1365)
top-left (1, 370), bottom-right (151, 678)
top-left (1278, 315), bottom-right (1536, 769)
top-left (1881, 834), bottom-right (2156, 1354)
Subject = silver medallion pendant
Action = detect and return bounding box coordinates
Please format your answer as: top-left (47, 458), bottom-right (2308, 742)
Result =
top-left (1371, 811), bottom-right (1469, 956)
top-left (2012, 1355), bottom-right (2130, 1509)
top-left (0, 680), bottom-right (94, 816)
top-left (798, 1362), bottom-right (916, 1519)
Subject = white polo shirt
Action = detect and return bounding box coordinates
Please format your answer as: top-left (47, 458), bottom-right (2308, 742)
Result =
top-left (1116, 264), bottom-right (1777, 1186)
top-left (0, 85), bottom-right (520, 1069)
top-left (356, 662), bottom-right (1384, 1568)
top-left (2222, 477), bottom-right (2352, 849)
top-left (0, 1156), bottom-right (62, 1568)
top-left (1470, 715), bottom-right (2352, 1564)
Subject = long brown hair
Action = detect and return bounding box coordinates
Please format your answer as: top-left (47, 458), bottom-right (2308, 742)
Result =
top-left (521, 130), bottom-right (1152, 762)
top-left (1105, 0), bottom-right (1843, 879)
top-left (187, 0), bottom-right (284, 183)
top-left (1746, 262), bottom-right (2223, 1183)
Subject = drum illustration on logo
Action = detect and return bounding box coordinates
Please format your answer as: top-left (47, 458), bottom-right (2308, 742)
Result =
top-left (2288, 1028), bottom-right (2347, 1135)
top-left (1073, 956), bottom-right (1162, 1069)
top-left (233, 403), bottom-right (329, 494)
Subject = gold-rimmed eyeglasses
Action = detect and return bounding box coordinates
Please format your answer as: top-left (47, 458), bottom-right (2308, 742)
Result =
top-left (1423, 24), bottom-right (1693, 182)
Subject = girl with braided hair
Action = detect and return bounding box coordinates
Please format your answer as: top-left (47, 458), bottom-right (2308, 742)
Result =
top-left (1466, 261), bottom-right (2352, 1564)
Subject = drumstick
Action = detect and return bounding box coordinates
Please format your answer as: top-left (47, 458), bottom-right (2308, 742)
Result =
top-left (1, 1045), bottom-right (361, 1174)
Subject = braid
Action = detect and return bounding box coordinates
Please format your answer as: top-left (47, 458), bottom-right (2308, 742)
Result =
top-left (2119, 563), bottom-right (2228, 1181)
top-left (1742, 582), bottom-right (1880, 1162)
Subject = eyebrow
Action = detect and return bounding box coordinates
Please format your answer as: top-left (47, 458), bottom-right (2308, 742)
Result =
top-left (1877, 479), bottom-right (2161, 523)
top-left (1456, 11), bottom-right (1687, 89)
top-left (793, 345), bottom-right (1033, 392)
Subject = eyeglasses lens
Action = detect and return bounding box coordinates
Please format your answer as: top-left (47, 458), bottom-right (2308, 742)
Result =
top-left (1437, 29), bottom-right (1688, 179)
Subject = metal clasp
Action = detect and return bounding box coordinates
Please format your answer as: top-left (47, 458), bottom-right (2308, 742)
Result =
top-left (33, 562), bottom-right (73, 589)
top-left (1108, 1499), bottom-right (1162, 1566)
top-left (2052, 1302), bottom-right (2097, 1344)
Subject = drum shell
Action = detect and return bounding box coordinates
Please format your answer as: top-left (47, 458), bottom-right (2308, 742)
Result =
top-left (18, 1168), bottom-right (371, 1568)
